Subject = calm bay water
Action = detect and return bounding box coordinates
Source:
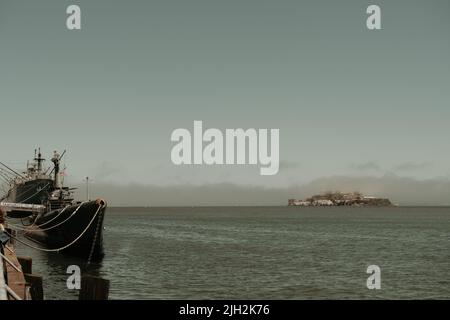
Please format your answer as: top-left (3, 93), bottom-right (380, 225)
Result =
top-left (14, 206), bottom-right (450, 299)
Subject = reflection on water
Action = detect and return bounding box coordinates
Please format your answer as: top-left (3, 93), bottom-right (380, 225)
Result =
top-left (13, 206), bottom-right (450, 300)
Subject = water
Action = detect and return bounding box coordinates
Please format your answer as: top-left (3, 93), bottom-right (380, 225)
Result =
top-left (14, 206), bottom-right (450, 299)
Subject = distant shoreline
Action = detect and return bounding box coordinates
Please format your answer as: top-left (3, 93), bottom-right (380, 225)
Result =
top-left (106, 205), bottom-right (450, 209)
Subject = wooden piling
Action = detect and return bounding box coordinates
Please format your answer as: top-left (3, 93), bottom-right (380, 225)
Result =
top-left (79, 276), bottom-right (109, 300)
top-left (18, 256), bottom-right (32, 274)
top-left (5, 228), bottom-right (15, 247)
top-left (24, 273), bottom-right (44, 300)
top-left (18, 256), bottom-right (44, 300)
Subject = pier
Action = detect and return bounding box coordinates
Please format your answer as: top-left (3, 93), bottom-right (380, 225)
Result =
top-left (0, 229), bottom-right (33, 300)
top-left (1, 207), bottom-right (43, 300)
top-left (1, 206), bottom-right (110, 300)
top-left (0, 149), bottom-right (110, 300)
top-left (1, 235), bottom-right (109, 300)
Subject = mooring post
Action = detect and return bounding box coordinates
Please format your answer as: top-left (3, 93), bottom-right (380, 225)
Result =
top-left (23, 273), bottom-right (44, 300)
top-left (79, 275), bottom-right (109, 300)
top-left (18, 256), bottom-right (32, 274)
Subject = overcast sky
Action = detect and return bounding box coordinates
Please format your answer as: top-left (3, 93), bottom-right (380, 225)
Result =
top-left (1, 1), bottom-right (449, 205)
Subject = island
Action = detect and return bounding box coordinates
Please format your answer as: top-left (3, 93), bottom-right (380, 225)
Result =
top-left (288, 192), bottom-right (392, 207)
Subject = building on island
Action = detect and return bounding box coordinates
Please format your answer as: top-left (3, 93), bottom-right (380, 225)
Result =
top-left (288, 192), bottom-right (392, 207)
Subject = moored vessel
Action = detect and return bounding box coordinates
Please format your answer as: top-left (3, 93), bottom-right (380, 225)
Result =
top-left (0, 149), bottom-right (106, 262)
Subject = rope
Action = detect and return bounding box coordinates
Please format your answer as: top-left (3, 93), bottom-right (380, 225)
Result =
top-left (2, 182), bottom-right (52, 218)
top-left (7, 202), bottom-right (85, 232)
top-left (0, 251), bottom-right (22, 273)
top-left (13, 202), bottom-right (72, 229)
top-left (87, 206), bottom-right (104, 264)
top-left (35, 203), bottom-right (72, 227)
top-left (3, 181), bottom-right (47, 206)
top-left (5, 285), bottom-right (22, 300)
top-left (4, 203), bottom-right (104, 253)
top-left (8, 183), bottom-right (40, 202)
top-left (15, 182), bottom-right (51, 205)
top-left (20, 218), bottom-right (32, 227)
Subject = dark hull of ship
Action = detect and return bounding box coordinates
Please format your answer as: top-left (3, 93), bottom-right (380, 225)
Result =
top-left (23, 200), bottom-right (107, 261)
top-left (7, 180), bottom-right (106, 261)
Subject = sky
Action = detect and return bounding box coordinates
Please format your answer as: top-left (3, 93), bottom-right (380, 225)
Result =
top-left (0, 1), bottom-right (449, 205)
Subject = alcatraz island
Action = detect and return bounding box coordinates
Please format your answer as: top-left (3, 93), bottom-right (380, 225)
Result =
top-left (288, 192), bottom-right (393, 207)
